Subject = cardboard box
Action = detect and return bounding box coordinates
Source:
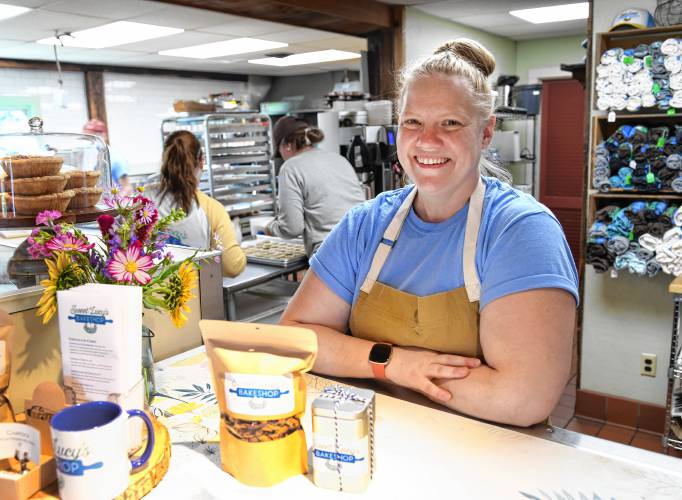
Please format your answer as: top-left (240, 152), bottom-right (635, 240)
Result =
top-left (0, 455), bottom-right (56, 500)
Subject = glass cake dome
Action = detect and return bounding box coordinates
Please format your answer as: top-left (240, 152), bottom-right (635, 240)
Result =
top-left (0, 116), bottom-right (112, 228)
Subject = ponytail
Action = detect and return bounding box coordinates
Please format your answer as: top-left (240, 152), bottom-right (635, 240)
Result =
top-left (160, 130), bottom-right (201, 214)
top-left (283, 126), bottom-right (325, 151)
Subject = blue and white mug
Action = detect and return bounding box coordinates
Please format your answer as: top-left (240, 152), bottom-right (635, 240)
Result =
top-left (50, 401), bottom-right (155, 500)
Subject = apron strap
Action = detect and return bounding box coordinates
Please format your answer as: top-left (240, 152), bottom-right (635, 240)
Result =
top-left (463, 178), bottom-right (485, 302)
top-left (360, 187), bottom-right (417, 294)
top-left (360, 178), bottom-right (486, 300)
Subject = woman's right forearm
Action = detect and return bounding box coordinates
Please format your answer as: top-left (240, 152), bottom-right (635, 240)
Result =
top-left (222, 243), bottom-right (246, 277)
top-left (280, 319), bottom-right (374, 378)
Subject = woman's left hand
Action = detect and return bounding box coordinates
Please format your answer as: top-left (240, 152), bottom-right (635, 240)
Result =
top-left (385, 346), bottom-right (481, 402)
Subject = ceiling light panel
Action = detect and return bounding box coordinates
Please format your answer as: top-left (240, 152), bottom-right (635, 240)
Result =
top-left (36, 21), bottom-right (184, 49)
top-left (509, 2), bottom-right (589, 24)
top-left (0, 3), bottom-right (30, 21)
top-left (159, 38), bottom-right (287, 59)
top-left (248, 49), bottom-right (360, 67)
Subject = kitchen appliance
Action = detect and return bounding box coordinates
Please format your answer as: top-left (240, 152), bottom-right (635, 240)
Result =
top-left (338, 110), bottom-right (368, 127)
top-left (345, 125), bottom-right (399, 198)
top-left (495, 75), bottom-right (519, 108)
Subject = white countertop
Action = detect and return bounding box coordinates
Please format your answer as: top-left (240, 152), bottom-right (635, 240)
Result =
top-left (146, 346), bottom-right (682, 499)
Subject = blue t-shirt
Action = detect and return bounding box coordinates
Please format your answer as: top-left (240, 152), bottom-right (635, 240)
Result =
top-left (310, 177), bottom-right (579, 310)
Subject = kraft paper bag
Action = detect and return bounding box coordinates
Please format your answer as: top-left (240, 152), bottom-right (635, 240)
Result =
top-left (200, 320), bottom-right (317, 488)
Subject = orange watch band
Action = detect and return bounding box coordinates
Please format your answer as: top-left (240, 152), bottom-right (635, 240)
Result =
top-left (370, 361), bottom-right (387, 379)
top-left (369, 343), bottom-right (392, 379)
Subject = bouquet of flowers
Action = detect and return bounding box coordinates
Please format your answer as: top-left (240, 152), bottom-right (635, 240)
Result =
top-left (28, 188), bottom-right (199, 328)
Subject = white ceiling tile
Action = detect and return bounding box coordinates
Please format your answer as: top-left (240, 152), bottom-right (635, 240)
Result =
top-left (417, 0), bottom-right (579, 19)
top-left (454, 13), bottom-right (526, 28)
top-left (488, 19), bottom-right (588, 39)
top-left (115, 30), bottom-right (227, 53)
top-left (0, 10), bottom-right (109, 41)
top-left (56, 48), bottom-right (144, 64)
top-left (298, 37), bottom-right (367, 52)
top-left (198, 17), bottom-right (293, 37)
top-left (263, 28), bottom-right (344, 44)
top-left (128, 4), bottom-right (240, 30)
top-left (41, 0), bottom-right (160, 19)
top-left (110, 53), bottom-right (169, 64)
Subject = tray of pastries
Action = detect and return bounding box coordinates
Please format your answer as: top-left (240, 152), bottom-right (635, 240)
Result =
top-left (243, 239), bottom-right (307, 267)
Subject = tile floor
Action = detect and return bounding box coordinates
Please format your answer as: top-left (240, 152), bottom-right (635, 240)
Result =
top-left (550, 375), bottom-right (668, 455)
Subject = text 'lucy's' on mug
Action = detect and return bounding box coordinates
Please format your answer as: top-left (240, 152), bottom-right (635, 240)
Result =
top-left (50, 400), bottom-right (155, 500)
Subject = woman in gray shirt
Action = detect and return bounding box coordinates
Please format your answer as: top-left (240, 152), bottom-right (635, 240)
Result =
top-left (266, 116), bottom-right (366, 256)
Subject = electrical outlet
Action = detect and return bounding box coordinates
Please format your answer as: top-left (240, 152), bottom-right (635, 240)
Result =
top-left (640, 353), bottom-right (657, 377)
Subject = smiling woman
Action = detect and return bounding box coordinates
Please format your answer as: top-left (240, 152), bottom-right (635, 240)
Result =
top-left (280, 38), bottom-right (579, 427)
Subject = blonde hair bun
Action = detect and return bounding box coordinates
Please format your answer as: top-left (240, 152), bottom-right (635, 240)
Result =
top-left (434, 38), bottom-right (495, 78)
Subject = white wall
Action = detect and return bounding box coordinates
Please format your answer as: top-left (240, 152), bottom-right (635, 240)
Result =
top-left (581, 268), bottom-right (672, 405)
top-left (404, 7), bottom-right (516, 82)
top-left (0, 68), bottom-right (87, 133)
top-left (581, 0), bottom-right (669, 404)
top-left (104, 73), bottom-right (249, 176)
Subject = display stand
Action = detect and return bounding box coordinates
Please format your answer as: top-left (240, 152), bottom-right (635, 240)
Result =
top-left (160, 113), bottom-right (277, 235)
top-left (0, 205), bottom-right (116, 228)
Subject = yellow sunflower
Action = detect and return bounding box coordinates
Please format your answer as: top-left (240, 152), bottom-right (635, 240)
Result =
top-left (165, 261), bottom-right (197, 328)
top-left (36, 252), bottom-right (85, 324)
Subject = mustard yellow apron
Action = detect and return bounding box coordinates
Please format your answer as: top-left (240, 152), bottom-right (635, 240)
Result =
top-left (349, 179), bottom-right (485, 359)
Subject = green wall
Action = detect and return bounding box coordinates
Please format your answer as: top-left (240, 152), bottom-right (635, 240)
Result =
top-left (515, 36), bottom-right (586, 83)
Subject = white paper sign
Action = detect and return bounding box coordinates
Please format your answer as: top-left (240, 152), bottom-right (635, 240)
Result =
top-left (57, 284), bottom-right (141, 403)
top-left (225, 372), bottom-right (295, 416)
top-left (0, 423), bottom-right (40, 465)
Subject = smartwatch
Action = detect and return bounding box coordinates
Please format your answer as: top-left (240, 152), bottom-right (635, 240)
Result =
top-left (369, 343), bottom-right (393, 379)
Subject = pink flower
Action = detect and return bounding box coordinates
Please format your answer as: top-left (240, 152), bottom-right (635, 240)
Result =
top-left (136, 203), bottom-right (157, 225)
top-left (103, 193), bottom-right (134, 209)
top-left (106, 243), bottom-right (154, 284)
top-left (45, 234), bottom-right (94, 252)
top-left (35, 210), bottom-right (61, 226)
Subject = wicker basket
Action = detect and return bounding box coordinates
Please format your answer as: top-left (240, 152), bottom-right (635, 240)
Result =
top-left (0, 155), bottom-right (63, 179)
top-left (3, 175), bottom-right (67, 196)
top-left (12, 190), bottom-right (75, 215)
top-left (67, 187), bottom-right (104, 209)
top-left (65, 170), bottom-right (101, 189)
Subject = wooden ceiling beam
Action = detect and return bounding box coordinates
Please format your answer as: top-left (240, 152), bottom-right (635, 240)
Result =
top-left (154, 0), bottom-right (395, 36)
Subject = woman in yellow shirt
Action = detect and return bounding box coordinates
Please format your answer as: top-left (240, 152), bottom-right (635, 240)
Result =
top-left (146, 130), bottom-right (246, 277)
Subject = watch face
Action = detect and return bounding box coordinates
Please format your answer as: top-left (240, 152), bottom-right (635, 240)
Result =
top-left (369, 343), bottom-right (392, 364)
